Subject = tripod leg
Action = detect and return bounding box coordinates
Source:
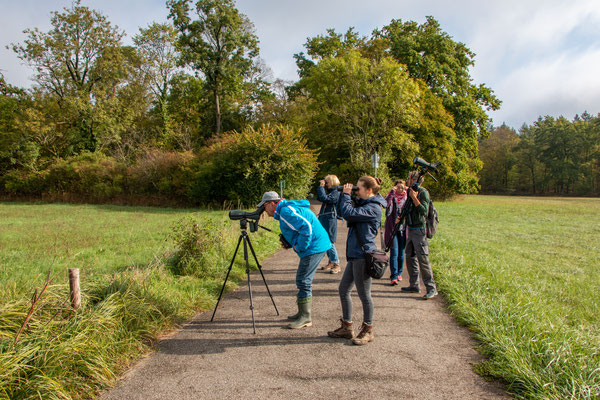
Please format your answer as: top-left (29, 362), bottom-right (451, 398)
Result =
top-left (243, 234), bottom-right (257, 334)
top-left (246, 235), bottom-right (279, 316)
top-left (211, 233), bottom-right (243, 322)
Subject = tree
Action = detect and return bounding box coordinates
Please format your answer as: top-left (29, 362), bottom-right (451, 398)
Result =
top-left (0, 75), bottom-right (39, 172)
top-left (133, 22), bottom-right (180, 145)
top-left (10, 1), bottom-right (133, 154)
top-left (478, 124), bottom-right (520, 193)
top-left (168, 0), bottom-right (260, 135)
top-left (299, 50), bottom-right (450, 181)
top-left (378, 17), bottom-right (501, 192)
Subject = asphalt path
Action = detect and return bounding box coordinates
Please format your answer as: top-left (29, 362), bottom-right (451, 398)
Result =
top-left (101, 203), bottom-right (510, 400)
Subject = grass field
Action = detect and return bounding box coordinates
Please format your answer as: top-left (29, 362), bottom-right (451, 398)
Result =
top-left (0, 202), bottom-right (280, 399)
top-left (1, 197), bottom-right (599, 399)
top-left (431, 195), bottom-right (600, 400)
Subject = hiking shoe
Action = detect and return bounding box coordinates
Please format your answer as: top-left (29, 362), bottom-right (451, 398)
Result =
top-left (423, 290), bottom-right (438, 299)
top-left (390, 279), bottom-right (398, 286)
top-left (400, 286), bottom-right (420, 293)
top-left (329, 264), bottom-right (341, 274)
top-left (321, 262), bottom-right (335, 271)
top-left (351, 322), bottom-right (374, 345)
top-left (327, 318), bottom-right (353, 339)
top-left (397, 276), bottom-right (403, 281)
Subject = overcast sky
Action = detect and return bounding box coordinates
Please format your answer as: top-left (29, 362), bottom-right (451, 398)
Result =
top-left (2, 0), bottom-right (600, 129)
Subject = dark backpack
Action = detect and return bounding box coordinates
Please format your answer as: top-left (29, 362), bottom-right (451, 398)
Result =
top-left (426, 199), bottom-right (439, 239)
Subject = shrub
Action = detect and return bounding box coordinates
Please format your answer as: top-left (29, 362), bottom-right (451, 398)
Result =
top-left (169, 216), bottom-right (227, 277)
top-left (126, 150), bottom-right (194, 196)
top-left (43, 152), bottom-right (126, 201)
top-left (187, 124), bottom-right (319, 206)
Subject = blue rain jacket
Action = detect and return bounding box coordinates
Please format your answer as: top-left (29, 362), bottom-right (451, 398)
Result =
top-left (274, 199), bottom-right (332, 258)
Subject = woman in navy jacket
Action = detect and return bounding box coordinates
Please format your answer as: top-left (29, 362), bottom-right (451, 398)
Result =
top-left (327, 176), bottom-right (386, 346)
top-left (316, 175), bottom-right (341, 273)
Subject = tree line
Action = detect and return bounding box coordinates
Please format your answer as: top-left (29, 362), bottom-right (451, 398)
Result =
top-left (479, 114), bottom-right (600, 195)
top-left (0, 0), bottom-right (501, 205)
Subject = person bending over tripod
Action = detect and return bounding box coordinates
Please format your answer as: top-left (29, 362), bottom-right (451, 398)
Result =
top-left (260, 191), bottom-right (331, 329)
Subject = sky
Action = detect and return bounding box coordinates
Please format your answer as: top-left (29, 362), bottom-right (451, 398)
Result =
top-left (2, 0), bottom-right (600, 129)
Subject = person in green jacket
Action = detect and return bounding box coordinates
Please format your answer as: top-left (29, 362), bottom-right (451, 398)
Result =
top-left (400, 170), bottom-right (438, 299)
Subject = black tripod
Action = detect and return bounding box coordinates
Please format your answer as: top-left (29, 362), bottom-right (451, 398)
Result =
top-left (211, 218), bottom-right (279, 333)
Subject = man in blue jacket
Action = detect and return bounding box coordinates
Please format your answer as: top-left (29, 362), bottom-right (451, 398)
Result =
top-left (259, 191), bottom-right (331, 329)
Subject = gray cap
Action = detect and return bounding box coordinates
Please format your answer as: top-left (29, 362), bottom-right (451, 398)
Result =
top-left (257, 191), bottom-right (281, 207)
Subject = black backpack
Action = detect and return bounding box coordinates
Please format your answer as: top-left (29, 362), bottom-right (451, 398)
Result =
top-left (426, 199), bottom-right (439, 239)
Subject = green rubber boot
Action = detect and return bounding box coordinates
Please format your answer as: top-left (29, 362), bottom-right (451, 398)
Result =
top-left (287, 297), bottom-right (312, 329)
top-left (287, 298), bottom-right (300, 320)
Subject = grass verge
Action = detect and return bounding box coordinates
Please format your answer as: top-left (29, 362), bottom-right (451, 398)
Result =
top-left (0, 202), bottom-right (280, 399)
top-left (431, 195), bottom-right (600, 400)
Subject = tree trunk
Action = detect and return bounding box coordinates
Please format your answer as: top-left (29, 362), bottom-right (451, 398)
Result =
top-left (214, 87), bottom-right (221, 135)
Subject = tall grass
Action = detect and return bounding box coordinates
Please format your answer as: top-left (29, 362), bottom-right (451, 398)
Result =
top-left (431, 196), bottom-right (600, 400)
top-left (0, 202), bottom-right (280, 399)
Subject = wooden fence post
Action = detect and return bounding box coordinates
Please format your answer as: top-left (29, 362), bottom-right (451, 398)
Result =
top-left (69, 268), bottom-right (80, 310)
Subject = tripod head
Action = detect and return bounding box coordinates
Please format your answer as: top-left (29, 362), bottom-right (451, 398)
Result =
top-left (237, 216), bottom-right (272, 233)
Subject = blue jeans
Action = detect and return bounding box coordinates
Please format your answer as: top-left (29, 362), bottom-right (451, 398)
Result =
top-left (389, 230), bottom-right (406, 281)
top-left (296, 251), bottom-right (326, 298)
top-left (326, 245), bottom-right (339, 264)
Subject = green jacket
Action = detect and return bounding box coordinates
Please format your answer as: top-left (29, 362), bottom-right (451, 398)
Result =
top-left (406, 186), bottom-right (429, 228)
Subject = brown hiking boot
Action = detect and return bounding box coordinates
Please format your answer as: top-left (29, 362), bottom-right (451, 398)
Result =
top-left (351, 322), bottom-right (374, 345)
top-left (321, 262), bottom-right (335, 271)
top-left (329, 263), bottom-right (341, 274)
top-left (327, 318), bottom-right (353, 339)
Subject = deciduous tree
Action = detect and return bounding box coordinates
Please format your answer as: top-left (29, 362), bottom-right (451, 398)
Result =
top-left (168, 0), bottom-right (260, 135)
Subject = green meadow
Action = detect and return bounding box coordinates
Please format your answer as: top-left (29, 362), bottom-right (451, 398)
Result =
top-left (1, 197), bottom-right (599, 399)
top-left (431, 196), bottom-right (600, 399)
top-left (0, 202), bottom-right (280, 399)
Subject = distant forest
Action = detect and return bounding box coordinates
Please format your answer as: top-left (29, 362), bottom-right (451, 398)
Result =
top-left (479, 114), bottom-right (600, 196)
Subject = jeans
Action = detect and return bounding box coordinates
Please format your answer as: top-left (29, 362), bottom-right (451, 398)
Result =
top-left (296, 251), bottom-right (326, 298)
top-left (339, 258), bottom-right (373, 325)
top-left (326, 244), bottom-right (339, 264)
top-left (389, 229), bottom-right (406, 281)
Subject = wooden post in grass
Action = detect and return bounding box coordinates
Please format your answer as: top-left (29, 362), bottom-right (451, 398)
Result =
top-left (69, 268), bottom-right (80, 310)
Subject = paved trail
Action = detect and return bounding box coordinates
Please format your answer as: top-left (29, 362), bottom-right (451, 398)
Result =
top-left (102, 203), bottom-right (510, 400)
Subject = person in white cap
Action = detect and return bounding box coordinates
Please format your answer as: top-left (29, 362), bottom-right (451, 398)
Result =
top-left (260, 191), bottom-right (331, 329)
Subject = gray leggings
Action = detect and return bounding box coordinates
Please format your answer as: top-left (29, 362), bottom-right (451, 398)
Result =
top-left (338, 258), bottom-right (373, 325)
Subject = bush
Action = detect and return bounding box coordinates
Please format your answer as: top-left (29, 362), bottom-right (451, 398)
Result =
top-left (169, 216), bottom-right (228, 277)
top-left (126, 149), bottom-right (194, 196)
top-left (187, 124), bottom-right (319, 206)
top-left (43, 152), bottom-right (126, 201)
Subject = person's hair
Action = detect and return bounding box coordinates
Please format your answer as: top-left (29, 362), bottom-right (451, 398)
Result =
top-left (394, 179), bottom-right (405, 186)
top-left (408, 171), bottom-right (425, 184)
top-left (324, 174), bottom-right (340, 187)
top-left (358, 175), bottom-right (382, 195)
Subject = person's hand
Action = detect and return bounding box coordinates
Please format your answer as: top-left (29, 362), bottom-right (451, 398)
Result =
top-left (396, 216), bottom-right (401, 224)
top-left (408, 187), bottom-right (419, 202)
top-left (343, 183), bottom-right (353, 194)
top-left (319, 180), bottom-right (326, 187)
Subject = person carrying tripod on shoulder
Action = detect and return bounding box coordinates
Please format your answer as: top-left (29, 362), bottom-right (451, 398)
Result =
top-left (400, 171), bottom-right (438, 299)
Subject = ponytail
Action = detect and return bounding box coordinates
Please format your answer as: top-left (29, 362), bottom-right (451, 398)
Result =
top-left (358, 175), bottom-right (382, 195)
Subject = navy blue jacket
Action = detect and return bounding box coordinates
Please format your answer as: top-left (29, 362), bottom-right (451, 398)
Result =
top-left (316, 186), bottom-right (340, 242)
top-left (339, 193), bottom-right (387, 260)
